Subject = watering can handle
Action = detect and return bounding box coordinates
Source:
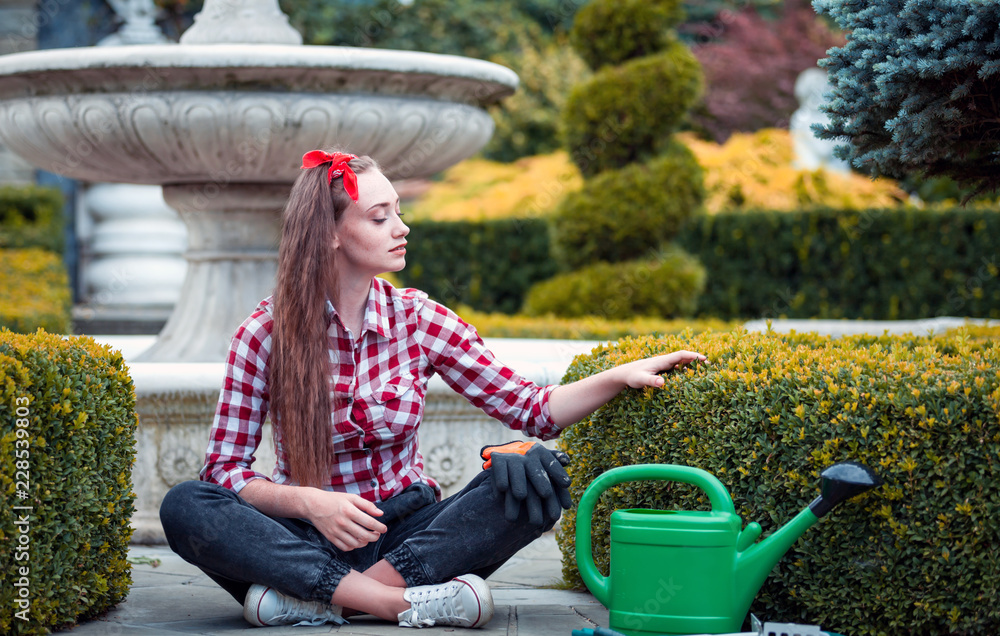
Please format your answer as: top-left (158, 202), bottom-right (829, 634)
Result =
top-left (575, 464), bottom-right (736, 606)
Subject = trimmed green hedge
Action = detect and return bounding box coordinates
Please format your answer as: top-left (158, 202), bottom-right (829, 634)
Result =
top-left (676, 206), bottom-right (1000, 320)
top-left (557, 329), bottom-right (1000, 635)
top-left (396, 206), bottom-right (1000, 319)
top-left (0, 185), bottom-right (64, 254)
top-left (0, 330), bottom-right (137, 635)
top-left (0, 249), bottom-right (72, 335)
top-left (396, 217), bottom-right (558, 314)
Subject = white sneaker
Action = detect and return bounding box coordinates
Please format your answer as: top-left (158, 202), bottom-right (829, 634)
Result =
top-left (398, 574), bottom-right (494, 628)
top-left (243, 584), bottom-right (346, 627)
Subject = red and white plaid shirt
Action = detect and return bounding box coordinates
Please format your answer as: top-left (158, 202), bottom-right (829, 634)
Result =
top-left (200, 277), bottom-right (560, 502)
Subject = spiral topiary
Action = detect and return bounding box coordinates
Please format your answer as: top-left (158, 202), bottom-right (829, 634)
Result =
top-left (563, 0), bottom-right (703, 178)
top-left (526, 0), bottom-right (707, 319)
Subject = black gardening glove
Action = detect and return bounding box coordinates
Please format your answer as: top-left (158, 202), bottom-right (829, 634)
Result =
top-left (480, 441), bottom-right (573, 525)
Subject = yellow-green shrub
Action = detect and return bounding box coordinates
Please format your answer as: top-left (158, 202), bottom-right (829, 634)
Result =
top-left (939, 323), bottom-right (1000, 342)
top-left (403, 152), bottom-right (582, 222)
top-left (557, 329), bottom-right (1000, 635)
top-left (404, 130), bottom-right (909, 223)
top-left (679, 129), bottom-right (907, 214)
top-left (0, 249), bottom-right (71, 334)
top-left (456, 306), bottom-right (737, 340)
top-left (0, 330), bottom-right (138, 635)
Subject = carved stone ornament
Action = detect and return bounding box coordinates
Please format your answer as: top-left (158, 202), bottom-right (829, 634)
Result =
top-left (424, 443), bottom-right (466, 488)
top-left (0, 93), bottom-right (494, 184)
top-left (156, 446), bottom-right (204, 487)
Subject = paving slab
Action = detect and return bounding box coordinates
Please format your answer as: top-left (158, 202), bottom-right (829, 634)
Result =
top-left (62, 533), bottom-right (605, 636)
top-left (743, 316), bottom-right (994, 337)
top-left (513, 605), bottom-right (604, 636)
top-left (87, 583), bottom-right (240, 627)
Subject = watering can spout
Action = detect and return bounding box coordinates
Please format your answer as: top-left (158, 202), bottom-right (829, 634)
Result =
top-left (734, 461), bottom-right (882, 614)
top-left (808, 461), bottom-right (883, 519)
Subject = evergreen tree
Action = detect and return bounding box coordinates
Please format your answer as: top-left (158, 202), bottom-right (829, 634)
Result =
top-left (813, 0), bottom-right (1000, 197)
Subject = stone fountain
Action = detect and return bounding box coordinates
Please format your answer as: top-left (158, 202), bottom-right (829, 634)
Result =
top-left (0, 0), bottom-right (547, 543)
top-left (0, 0), bottom-right (516, 363)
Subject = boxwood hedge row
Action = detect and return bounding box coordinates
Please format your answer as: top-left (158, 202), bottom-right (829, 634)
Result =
top-left (556, 328), bottom-right (1000, 635)
top-left (0, 185), bottom-right (64, 254)
top-left (396, 217), bottom-right (557, 314)
top-left (399, 205), bottom-right (1000, 321)
top-left (676, 205), bottom-right (1000, 320)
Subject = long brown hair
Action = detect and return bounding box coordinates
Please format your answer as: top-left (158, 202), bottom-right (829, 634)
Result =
top-left (270, 152), bottom-right (379, 487)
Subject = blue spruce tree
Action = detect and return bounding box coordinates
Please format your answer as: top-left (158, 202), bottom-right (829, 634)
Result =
top-left (813, 0), bottom-right (1000, 197)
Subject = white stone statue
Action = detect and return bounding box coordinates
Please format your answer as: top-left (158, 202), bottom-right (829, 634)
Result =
top-left (98, 0), bottom-right (169, 46)
top-left (790, 67), bottom-right (850, 173)
top-left (180, 0), bottom-right (302, 44)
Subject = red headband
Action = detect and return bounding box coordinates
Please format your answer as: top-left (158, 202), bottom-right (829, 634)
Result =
top-left (300, 150), bottom-right (359, 202)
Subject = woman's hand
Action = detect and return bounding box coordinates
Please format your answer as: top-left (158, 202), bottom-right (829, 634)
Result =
top-left (303, 489), bottom-right (387, 552)
top-left (548, 349), bottom-right (708, 428)
top-left (617, 350), bottom-right (708, 389)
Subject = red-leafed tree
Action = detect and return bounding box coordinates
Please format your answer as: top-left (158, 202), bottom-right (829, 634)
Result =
top-left (686, 0), bottom-right (844, 142)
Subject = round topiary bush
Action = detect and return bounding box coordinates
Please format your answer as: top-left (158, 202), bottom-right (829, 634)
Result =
top-left (569, 0), bottom-right (684, 71)
top-left (1, 330), bottom-right (137, 635)
top-left (552, 140), bottom-right (704, 268)
top-left (522, 246), bottom-right (705, 319)
top-left (564, 45), bottom-right (704, 177)
top-left (557, 329), bottom-right (1000, 635)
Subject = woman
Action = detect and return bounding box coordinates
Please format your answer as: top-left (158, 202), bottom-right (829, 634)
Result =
top-left (159, 150), bottom-right (707, 629)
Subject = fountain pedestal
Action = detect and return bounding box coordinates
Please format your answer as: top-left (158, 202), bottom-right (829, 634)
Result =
top-left (137, 184), bottom-right (286, 362)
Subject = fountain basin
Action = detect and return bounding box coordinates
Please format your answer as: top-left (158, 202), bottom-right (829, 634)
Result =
top-left (0, 44), bottom-right (517, 183)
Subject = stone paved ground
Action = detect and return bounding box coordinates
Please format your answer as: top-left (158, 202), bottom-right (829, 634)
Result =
top-left (65, 532), bottom-right (610, 636)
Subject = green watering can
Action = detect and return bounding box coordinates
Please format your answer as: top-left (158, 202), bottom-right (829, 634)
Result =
top-left (575, 462), bottom-right (881, 636)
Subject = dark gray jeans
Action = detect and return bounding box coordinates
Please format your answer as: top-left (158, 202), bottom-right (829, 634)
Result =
top-left (159, 471), bottom-right (555, 605)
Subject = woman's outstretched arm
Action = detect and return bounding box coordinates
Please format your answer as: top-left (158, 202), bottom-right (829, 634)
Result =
top-left (547, 350), bottom-right (707, 430)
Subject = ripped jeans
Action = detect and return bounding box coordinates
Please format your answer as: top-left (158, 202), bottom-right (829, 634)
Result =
top-left (159, 471), bottom-right (555, 605)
